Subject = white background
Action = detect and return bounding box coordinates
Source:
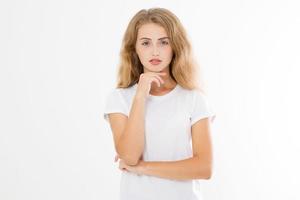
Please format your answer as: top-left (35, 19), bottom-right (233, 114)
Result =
top-left (1, 0), bottom-right (300, 200)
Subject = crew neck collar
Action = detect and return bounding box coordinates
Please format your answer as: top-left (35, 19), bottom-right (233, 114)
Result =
top-left (133, 83), bottom-right (179, 100)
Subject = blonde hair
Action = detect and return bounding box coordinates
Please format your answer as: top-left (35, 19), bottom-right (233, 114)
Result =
top-left (116, 7), bottom-right (204, 92)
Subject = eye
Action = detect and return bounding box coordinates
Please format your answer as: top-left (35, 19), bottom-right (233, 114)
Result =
top-left (161, 40), bottom-right (169, 45)
top-left (141, 41), bottom-right (150, 46)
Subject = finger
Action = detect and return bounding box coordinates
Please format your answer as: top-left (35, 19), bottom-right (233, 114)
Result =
top-left (154, 74), bottom-right (165, 84)
top-left (114, 155), bottom-right (119, 162)
top-left (151, 77), bottom-right (161, 87)
top-left (119, 163), bottom-right (124, 170)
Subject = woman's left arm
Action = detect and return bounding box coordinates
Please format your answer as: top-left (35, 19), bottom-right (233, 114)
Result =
top-left (119, 118), bottom-right (213, 181)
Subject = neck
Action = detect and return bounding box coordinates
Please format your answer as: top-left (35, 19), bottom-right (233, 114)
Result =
top-left (143, 67), bottom-right (176, 91)
top-left (151, 73), bottom-right (176, 91)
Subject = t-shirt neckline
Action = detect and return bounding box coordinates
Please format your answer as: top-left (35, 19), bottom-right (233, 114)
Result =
top-left (133, 83), bottom-right (179, 100)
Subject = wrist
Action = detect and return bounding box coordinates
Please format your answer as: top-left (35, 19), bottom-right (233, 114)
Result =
top-left (134, 94), bottom-right (147, 101)
top-left (138, 160), bottom-right (148, 174)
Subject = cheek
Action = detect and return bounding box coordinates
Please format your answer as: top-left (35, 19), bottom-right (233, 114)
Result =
top-left (165, 48), bottom-right (173, 59)
top-left (136, 48), bottom-right (150, 60)
top-left (135, 53), bottom-right (147, 66)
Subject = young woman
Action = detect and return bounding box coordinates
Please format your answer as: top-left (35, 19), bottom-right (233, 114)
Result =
top-left (103, 7), bottom-right (216, 200)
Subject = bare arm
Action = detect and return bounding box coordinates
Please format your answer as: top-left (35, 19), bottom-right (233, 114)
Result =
top-left (120, 118), bottom-right (213, 180)
top-left (108, 72), bottom-right (165, 166)
top-left (113, 95), bottom-right (146, 166)
top-left (138, 156), bottom-right (210, 181)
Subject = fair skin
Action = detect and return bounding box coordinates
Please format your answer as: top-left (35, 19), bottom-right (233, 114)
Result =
top-left (109, 23), bottom-right (213, 180)
top-left (135, 23), bottom-right (177, 94)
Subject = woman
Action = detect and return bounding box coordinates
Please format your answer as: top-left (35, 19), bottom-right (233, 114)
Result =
top-left (103, 7), bottom-right (216, 200)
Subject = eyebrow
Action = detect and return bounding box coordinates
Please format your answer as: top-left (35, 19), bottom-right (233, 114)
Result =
top-left (139, 37), bottom-right (170, 40)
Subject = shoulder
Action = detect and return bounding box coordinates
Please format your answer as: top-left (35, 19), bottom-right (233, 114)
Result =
top-left (105, 84), bottom-right (137, 105)
top-left (176, 85), bottom-right (205, 100)
top-left (107, 84), bottom-right (136, 96)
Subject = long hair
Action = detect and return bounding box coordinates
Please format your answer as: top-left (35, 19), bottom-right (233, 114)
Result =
top-left (116, 7), bottom-right (204, 91)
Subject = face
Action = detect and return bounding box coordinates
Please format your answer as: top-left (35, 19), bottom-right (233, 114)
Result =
top-left (135, 23), bottom-right (173, 73)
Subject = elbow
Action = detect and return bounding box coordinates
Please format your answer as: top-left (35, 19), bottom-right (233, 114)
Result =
top-left (117, 152), bottom-right (140, 166)
top-left (205, 170), bottom-right (212, 179)
top-left (196, 162), bottom-right (213, 180)
top-left (197, 169), bottom-right (212, 180)
top-left (123, 156), bottom-right (139, 166)
top-left (203, 165), bottom-right (213, 180)
top-left (116, 143), bottom-right (142, 166)
top-left (194, 156), bottom-right (213, 180)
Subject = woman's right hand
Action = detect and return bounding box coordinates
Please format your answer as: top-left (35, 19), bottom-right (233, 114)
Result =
top-left (135, 72), bottom-right (166, 99)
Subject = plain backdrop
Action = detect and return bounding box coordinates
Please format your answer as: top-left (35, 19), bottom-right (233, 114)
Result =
top-left (1, 0), bottom-right (300, 200)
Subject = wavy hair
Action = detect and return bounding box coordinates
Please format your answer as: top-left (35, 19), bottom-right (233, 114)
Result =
top-left (116, 7), bottom-right (204, 92)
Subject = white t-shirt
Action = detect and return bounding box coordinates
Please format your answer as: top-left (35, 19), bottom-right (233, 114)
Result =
top-left (103, 83), bottom-right (216, 200)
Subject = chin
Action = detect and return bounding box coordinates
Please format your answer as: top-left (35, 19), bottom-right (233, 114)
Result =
top-left (145, 65), bottom-right (168, 73)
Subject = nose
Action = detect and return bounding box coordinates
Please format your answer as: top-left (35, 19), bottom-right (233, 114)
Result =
top-left (152, 45), bottom-right (159, 56)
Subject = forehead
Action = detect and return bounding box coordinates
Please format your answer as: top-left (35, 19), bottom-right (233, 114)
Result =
top-left (137, 23), bottom-right (168, 39)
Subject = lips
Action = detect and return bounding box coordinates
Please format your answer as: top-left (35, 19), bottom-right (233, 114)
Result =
top-left (149, 59), bottom-right (162, 65)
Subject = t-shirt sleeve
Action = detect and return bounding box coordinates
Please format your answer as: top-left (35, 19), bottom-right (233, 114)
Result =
top-left (190, 90), bottom-right (216, 126)
top-left (103, 89), bottom-right (129, 122)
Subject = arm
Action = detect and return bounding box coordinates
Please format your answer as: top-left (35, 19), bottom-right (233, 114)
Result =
top-left (109, 95), bottom-right (146, 166)
top-left (122, 118), bottom-right (213, 180)
top-left (137, 156), bottom-right (210, 181)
